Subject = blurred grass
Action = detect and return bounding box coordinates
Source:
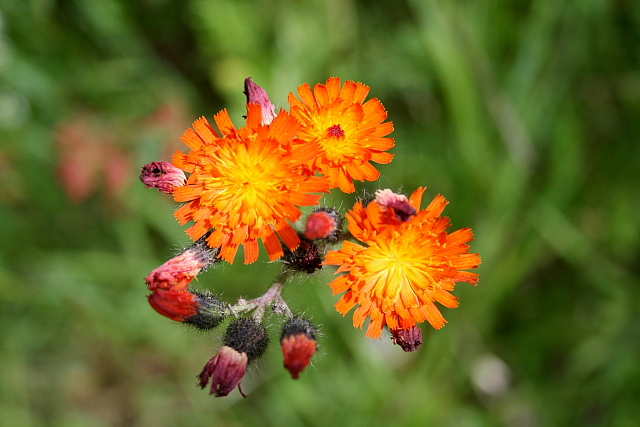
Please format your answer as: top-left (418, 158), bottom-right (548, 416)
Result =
top-left (1, 0), bottom-right (639, 426)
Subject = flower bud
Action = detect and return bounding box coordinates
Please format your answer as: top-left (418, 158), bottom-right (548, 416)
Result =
top-left (184, 290), bottom-right (227, 330)
top-left (304, 207), bottom-right (343, 242)
top-left (281, 237), bottom-right (322, 274)
top-left (147, 289), bottom-right (198, 322)
top-left (147, 288), bottom-right (227, 327)
top-left (243, 77), bottom-right (277, 125)
top-left (375, 189), bottom-right (416, 221)
top-left (197, 346), bottom-right (249, 398)
top-left (145, 235), bottom-right (219, 293)
top-left (281, 317), bottom-right (318, 379)
top-left (197, 318), bottom-right (270, 398)
top-left (140, 161), bottom-right (186, 194)
top-left (224, 318), bottom-right (270, 361)
top-left (390, 326), bottom-right (423, 352)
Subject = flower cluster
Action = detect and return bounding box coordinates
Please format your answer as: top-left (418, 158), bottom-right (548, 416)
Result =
top-left (140, 77), bottom-right (480, 397)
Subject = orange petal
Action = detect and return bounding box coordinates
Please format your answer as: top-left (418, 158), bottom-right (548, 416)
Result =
top-left (372, 122), bottom-right (394, 138)
top-left (185, 220), bottom-right (210, 241)
top-left (262, 228), bottom-right (284, 261)
top-left (337, 168), bottom-right (355, 193)
top-left (173, 185), bottom-right (204, 202)
top-left (206, 228), bottom-right (229, 248)
top-left (269, 111), bottom-right (300, 145)
top-left (329, 275), bottom-right (352, 294)
top-left (289, 191), bottom-right (323, 207)
top-left (180, 127), bottom-right (204, 150)
top-left (220, 243), bottom-right (239, 263)
top-left (192, 116), bottom-right (219, 142)
top-left (325, 77), bottom-right (341, 101)
top-left (365, 313), bottom-right (385, 339)
top-left (276, 223), bottom-right (301, 251)
top-left (352, 82), bottom-right (370, 104)
top-left (172, 150), bottom-right (192, 171)
top-left (409, 187), bottom-right (427, 211)
top-left (243, 239), bottom-right (259, 264)
top-left (296, 83), bottom-right (316, 108)
top-left (213, 109), bottom-right (235, 135)
top-left (432, 289), bottom-right (459, 309)
top-left (424, 302), bottom-right (446, 329)
top-left (370, 151), bottom-right (394, 164)
top-left (362, 98), bottom-right (388, 126)
top-left (335, 290), bottom-right (357, 315)
top-left (339, 79), bottom-right (357, 102)
top-left (245, 103), bottom-right (263, 129)
top-left (314, 82), bottom-right (330, 105)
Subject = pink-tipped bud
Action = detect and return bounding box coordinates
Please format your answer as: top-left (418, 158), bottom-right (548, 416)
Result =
top-left (281, 317), bottom-right (318, 379)
top-left (391, 326), bottom-right (423, 352)
top-left (304, 208), bottom-right (343, 242)
top-left (375, 189), bottom-right (417, 222)
top-left (145, 236), bottom-right (219, 292)
top-left (244, 77), bottom-right (277, 125)
top-left (196, 319), bottom-right (269, 398)
top-left (197, 346), bottom-right (249, 398)
top-left (140, 161), bottom-right (186, 194)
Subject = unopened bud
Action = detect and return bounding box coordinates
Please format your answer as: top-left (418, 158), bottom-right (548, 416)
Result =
top-left (243, 77), bottom-right (277, 125)
top-left (197, 346), bottom-right (249, 398)
top-left (224, 318), bottom-right (270, 362)
top-left (375, 189), bottom-right (416, 221)
top-left (391, 326), bottom-right (423, 352)
top-left (184, 290), bottom-right (227, 330)
top-left (140, 161), bottom-right (186, 194)
top-left (145, 235), bottom-right (219, 292)
top-left (147, 289), bottom-right (199, 322)
top-left (304, 207), bottom-right (343, 242)
top-left (196, 318), bottom-right (269, 398)
top-left (281, 317), bottom-right (318, 379)
top-left (281, 237), bottom-right (322, 274)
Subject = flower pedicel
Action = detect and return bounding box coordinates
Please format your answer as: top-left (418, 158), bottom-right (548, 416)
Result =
top-left (139, 78), bottom-right (480, 397)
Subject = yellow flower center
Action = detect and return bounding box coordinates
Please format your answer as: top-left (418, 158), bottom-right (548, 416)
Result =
top-left (195, 141), bottom-right (290, 227)
top-left (359, 229), bottom-right (439, 306)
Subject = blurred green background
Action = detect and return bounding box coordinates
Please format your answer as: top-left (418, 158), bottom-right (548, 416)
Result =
top-left (1, 0), bottom-right (639, 426)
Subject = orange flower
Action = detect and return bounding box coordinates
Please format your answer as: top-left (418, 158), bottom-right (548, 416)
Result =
top-left (288, 77), bottom-right (395, 193)
top-left (325, 188), bottom-right (481, 339)
top-left (172, 104), bottom-right (329, 264)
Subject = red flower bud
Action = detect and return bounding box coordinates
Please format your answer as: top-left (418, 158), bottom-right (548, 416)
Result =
top-left (140, 161), bottom-right (186, 194)
top-left (197, 346), bottom-right (249, 398)
top-left (304, 208), bottom-right (343, 242)
top-left (145, 236), bottom-right (219, 292)
top-left (390, 326), bottom-right (423, 352)
top-left (145, 236), bottom-right (223, 324)
top-left (147, 289), bottom-right (198, 322)
top-left (281, 317), bottom-right (318, 379)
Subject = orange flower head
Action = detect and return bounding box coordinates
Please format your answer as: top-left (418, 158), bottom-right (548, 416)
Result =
top-left (288, 77), bottom-right (395, 194)
top-left (171, 104), bottom-right (329, 264)
top-left (325, 188), bottom-right (481, 339)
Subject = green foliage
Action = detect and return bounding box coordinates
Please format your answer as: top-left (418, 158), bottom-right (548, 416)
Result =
top-left (1, 0), bottom-right (639, 426)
